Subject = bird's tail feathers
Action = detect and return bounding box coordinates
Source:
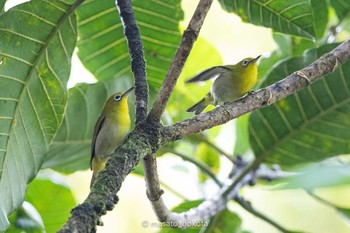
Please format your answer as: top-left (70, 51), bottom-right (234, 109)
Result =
top-left (90, 172), bottom-right (96, 188)
top-left (187, 93), bottom-right (213, 115)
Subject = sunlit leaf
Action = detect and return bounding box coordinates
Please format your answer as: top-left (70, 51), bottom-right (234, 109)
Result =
top-left (277, 163), bottom-right (350, 189)
top-left (195, 142), bottom-right (220, 182)
top-left (249, 44), bottom-right (350, 167)
top-left (7, 202), bottom-right (44, 233)
top-left (0, 0), bottom-right (77, 230)
top-left (24, 175), bottom-right (76, 232)
top-left (219, 0), bottom-right (328, 39)
top-left (76, 0), bottom-right (183, 89)
top-left (330, 0), bottom-right (350, 22)
top-left (337, 207), bottom-right (350, 224)
top-left (234, 114), bottom-right (251, 156)
top-left (272, 33), bottom-right (316, 56)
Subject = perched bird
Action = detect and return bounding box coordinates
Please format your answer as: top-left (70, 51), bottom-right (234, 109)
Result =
top-left (186, 56), bottom-right (261, 114)
top-left (90, 86), bottom-right (134, 187)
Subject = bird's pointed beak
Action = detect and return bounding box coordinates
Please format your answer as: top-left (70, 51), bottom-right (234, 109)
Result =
top-left (250, 55), bottom-right (261, 64)
top-left (123, 86), bottom-right (134, 97)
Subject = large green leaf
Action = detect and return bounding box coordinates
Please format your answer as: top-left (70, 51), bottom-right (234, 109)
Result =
top-left (0, 0), bottom-right (5, 14)
top-left (24, 175), bottom-right (76, 232)
top-left (0, 0), bottom-right (77, 230)
top-left (277, 163), bottom-right (350, 189)
top-left (249, 44), bottom-right (350, 167)
top-left (219, 0), bottom-right (328, 39)
top-left (7, 201), bottom-right (44, 233)
top-left (7, 173), bottom-right (76, 232)
top-left (77, 0), bottom-right (183, 89)
top-left (43, 78), bottom-right (134, 173)
top-left (272, 33), bottom-right (316, 57)
top-left (330, 0), bottom-right (350, 22)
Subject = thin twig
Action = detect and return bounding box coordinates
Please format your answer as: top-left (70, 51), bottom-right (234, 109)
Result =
top-left (59, 38), bottom-right (350, 231)
top-left (196, 133), bottom-right (235, 162)
top-left (235, 195), bottom-right (293, 233)
top-left (147, 0), bottom-right (214, 123)
top-left (162, 38), bottom-right (350, 141)
top-left (116, 0), bottom-right (148, 123)
top-left (168, 149), bottom-right (222, 186)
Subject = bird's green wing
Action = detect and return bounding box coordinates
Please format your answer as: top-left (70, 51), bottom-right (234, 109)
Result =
top-left (90, 115), bottom-right (106, 169)
top-left (185, 66), bottom-right (231, 83)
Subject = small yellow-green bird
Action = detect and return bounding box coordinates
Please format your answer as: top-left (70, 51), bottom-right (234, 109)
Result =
top-left (186, 56), bottom-right (261, 115)
top-left (90, 86), bottom-right (134, 187)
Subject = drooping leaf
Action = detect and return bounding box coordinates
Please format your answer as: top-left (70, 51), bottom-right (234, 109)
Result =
top-left (24, 175), bottom-right (76, 232)
top-left (337, 207), bottom-right (350, 224)
top-left (277, 163), bottom-right (350, 189)
top-left (76, 0), bottom-right (183, 89)
top-left (0, 0), bottom-right (77, 230)
top-left (330, 0), bottom-right (350, 22)
top-left (234, 113), bottom-right (251, 156)
top-left (195, 142), bottom-right (220, 182)
top-left (219, 0), bottom-right (328, 39)
top-left (7, 202), bottom-right (44, 233)
top-left (249, 44), bottom-right (350, 168)
top-left (43, 78), bottom-right (134, 173)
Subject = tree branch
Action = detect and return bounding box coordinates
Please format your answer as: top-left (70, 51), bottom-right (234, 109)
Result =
top-left (59, 34), bottom-right (350, 232)
top-left (147, 0), bottom-right (214, 123)
top-left (162, 38), bottom-right (350, 141)
top-left (116, 0), bottom-right (147, 123)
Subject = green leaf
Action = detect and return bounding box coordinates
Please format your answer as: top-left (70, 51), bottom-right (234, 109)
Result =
top-left (195, 142), bottom-right (220, 182)
top-left (0, 0), bottom-right (77, 230)
top-left (249, 44), bottom-right (350, 168)
top-left (204, 208), bottom-right (242, 233)
top-left (277, 163), bottom-right (350, 189)
top-left (330, 0), bottom-right (350, 22)
top-left (219, 0), bottom-right (328, 39)
top-left (76, 0), bottom-right (183, 89)
top-left (234, 114), bottom-right (251, 156)
top-left (24, 174), bottom-right (76, 232)
top-left (272, 33), bottom-right (316, 57)
top-left (43, 78), bottom-right (134, 173)
top-left (0, 0), bottom-right (5, 14)
top-left (337, 207), bottom-right (350, 223)
top-left (7, 202), bottom-right (44, 233)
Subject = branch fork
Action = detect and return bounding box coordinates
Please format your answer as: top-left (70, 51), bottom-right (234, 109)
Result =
top-left (58, 0), bottom-right (350, 231)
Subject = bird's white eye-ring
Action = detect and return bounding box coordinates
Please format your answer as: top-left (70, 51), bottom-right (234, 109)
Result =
top-left (114, 94), bottom-right (122, 101)
top-left (242, 59), bottom-right (249, 67)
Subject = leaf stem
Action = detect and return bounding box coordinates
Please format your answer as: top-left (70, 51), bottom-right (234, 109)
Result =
top-left (235, 195), bottom-right (293, 233)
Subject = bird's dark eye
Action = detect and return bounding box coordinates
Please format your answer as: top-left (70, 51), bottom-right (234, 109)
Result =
top-left (242, 59), bottom-right (249, 67)
top-left (114, 94), bottom-right (122, 101)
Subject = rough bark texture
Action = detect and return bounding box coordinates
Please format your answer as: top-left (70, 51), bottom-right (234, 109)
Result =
top-left (56, 0), bottom-right (350, 231)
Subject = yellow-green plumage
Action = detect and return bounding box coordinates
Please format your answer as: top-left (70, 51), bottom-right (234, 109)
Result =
top-left (90, 87), bottom-right (133, 187)
top-left (186, 56), bottom-right (260, 114)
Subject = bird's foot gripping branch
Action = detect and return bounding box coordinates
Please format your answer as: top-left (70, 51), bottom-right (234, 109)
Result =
top-left (57, 0), bottom-right (350, 232)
